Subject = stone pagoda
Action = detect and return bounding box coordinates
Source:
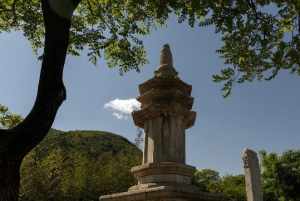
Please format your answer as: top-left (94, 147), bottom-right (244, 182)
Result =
top-left (100, 44), bottom-right (224, 201)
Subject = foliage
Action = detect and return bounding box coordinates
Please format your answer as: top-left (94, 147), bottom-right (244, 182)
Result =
top-left (210, 1), bottom-right (300, 97)
top-left (193, 150), bottom-right (300, 201)
top-left (1, 0), bottom-right (300, 95)
top-left (0, 104), bottom-right (22, 128)
top-left (220, 175), bottom-right (246, 201)
top-left (260, 150), bottom-right (300, 201)
top-left (192, 169), bottom-right (245, 201)
top-left (19, 129), bottom-right (142, 201)
top-left (192, 168), bottom-right (221, 192)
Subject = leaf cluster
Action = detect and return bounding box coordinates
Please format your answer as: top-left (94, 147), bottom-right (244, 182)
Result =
top-left (1, 0), bottom-right (300, 95)
top-left (0, 104), bottom-right (22, 128)
top-left (208, 0), bottom-right (300, 97)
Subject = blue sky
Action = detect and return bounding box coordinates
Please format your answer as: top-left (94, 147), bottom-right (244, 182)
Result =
top-left (0, 17), bottom-right (299, 175)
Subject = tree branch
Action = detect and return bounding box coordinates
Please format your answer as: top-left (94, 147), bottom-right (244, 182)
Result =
top-left (2, 0), bottom-right (82, 159)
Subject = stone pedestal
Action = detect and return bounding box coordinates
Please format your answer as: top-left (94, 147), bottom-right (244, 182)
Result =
top-left (99, 44), bottom-right (224, 201)
top-left (100, 185), bottom-right (223, 201)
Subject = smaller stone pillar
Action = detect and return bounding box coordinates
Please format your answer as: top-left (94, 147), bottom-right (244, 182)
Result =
top-left (242, 148), bottom-right (263, 201)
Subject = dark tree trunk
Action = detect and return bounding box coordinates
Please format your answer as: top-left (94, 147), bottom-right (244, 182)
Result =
top-left (0, 0), bottom-right (81, 200)
top-left (0, 158), bottom-right (21, 201)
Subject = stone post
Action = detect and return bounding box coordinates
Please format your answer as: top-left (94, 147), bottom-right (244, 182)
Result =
top-left (242, 148), bottom-right (263, 201)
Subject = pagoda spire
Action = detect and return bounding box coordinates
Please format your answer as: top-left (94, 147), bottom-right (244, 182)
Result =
top-left (154, 44), bottom-right (178, 78)
top-left (160, 44), bottom-right (173, 66)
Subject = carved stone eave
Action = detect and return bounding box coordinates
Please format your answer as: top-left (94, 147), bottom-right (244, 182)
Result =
top-left (154, 64), bottom-right (178, 78)
top-left (138, 77), bottom-right (192, 96)
top-left (132, 105), bottom-right (196, 129)
top-left (185, 111), bottom-right (197, 128)
top-left (137, 88), bottom-right (194, 110)
top-left (134, 73), bottom-right (196, 129)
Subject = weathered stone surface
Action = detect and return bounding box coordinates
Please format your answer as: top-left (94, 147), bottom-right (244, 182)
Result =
top-left (99, 44), bottom-right (223, 201)
top-left (101, 185), bottom-right (225, 201)
top-left (132, 44), bottom-right (196, 166)
top-left (242, 148), bottom-right (263, 201)
top-left (130, 162), bottom-right (196, 187)
top-left (142, 116), bottom-right (186, 164)
top-left (155, 44), bottom-right (178, 79)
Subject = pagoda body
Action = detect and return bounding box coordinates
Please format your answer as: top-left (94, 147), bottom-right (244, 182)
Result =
top-left (100, 44), bottom-right (224, 201)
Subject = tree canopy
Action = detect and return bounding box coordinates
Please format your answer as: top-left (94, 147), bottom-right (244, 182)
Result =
top-left (1, 0), bottom-right (300, 96)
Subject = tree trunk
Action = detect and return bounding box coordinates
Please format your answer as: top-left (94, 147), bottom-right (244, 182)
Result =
top-left (0, 0), bottom-right (82, 200)
top-left (0, 158), bottom-right (21, 201)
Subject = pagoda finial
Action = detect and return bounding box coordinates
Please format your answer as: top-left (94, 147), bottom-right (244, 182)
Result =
top-left (160, 44), bottom-right (173, 66)
top-left (155, 44), bottom-right (178, 78)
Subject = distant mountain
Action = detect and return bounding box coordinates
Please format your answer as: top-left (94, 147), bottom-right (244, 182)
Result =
top-left (20, 129), bottom-right (142, 201)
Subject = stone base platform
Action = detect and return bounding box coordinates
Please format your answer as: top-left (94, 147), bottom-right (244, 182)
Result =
top-left (100, 162), bottom-right (225, 201)
top-left (99, 184), bottom-right (224, 201)
top-left (130, 162), bottom-right (196, 186)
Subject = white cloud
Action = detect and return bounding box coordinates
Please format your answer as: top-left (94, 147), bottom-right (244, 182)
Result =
top-left (112, 112), bottom-right (126, 120)
top-left (104, 98), bottom-right (141, 120)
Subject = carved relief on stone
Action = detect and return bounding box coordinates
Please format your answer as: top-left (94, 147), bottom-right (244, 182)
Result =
top-left (242, 153), bottom-right (250, 168)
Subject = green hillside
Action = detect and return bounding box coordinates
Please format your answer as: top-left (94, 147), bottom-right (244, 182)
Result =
top-left (20, 129), bottom-right (142, 201)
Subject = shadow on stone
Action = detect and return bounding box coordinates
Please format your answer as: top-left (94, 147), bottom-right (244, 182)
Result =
top-left (100, 44), bottom-right (225, 201)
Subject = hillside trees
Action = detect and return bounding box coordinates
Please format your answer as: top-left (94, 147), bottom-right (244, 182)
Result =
top-left (19, 130), bottom-right (141, 201)
top-left (1, 0), bottom-right (300, 200)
